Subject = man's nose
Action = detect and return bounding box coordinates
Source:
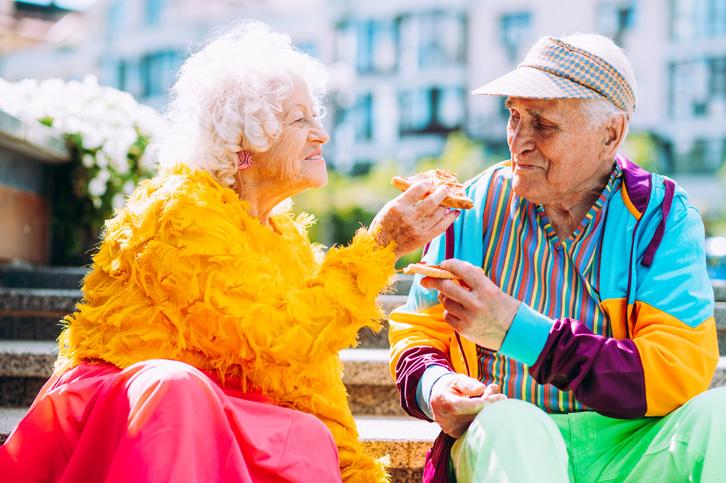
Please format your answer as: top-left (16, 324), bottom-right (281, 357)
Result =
top-left (508, 122), bottom-right (534, 155)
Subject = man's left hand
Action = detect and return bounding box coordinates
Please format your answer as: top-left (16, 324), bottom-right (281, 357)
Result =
top-left (420, 259), bottom-right (520, 351)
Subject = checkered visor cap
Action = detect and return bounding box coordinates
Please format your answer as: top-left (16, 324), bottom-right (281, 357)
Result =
top-left (473, 36), bottom-right (636, 114)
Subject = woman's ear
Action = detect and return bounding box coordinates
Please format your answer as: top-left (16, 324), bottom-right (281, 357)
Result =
top-left (237, 150), bottom-right (254, 171)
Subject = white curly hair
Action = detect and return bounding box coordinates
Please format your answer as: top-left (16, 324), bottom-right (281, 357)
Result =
top-left (158, 21), bottom-right (328, 187)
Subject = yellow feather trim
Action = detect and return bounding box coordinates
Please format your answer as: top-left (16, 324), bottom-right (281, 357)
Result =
top-left (57, 164), bottom-right (396, 482)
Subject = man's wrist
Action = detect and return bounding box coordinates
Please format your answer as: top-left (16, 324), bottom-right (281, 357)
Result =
top-left (499, 303), bottom-right (554, 366)
top-left (416, 365), bottom-right (456, 419)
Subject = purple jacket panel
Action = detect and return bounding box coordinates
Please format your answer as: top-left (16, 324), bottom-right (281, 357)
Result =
top-left (529, 318), bottom-right (647, 418)
top-left (394, 346), bottom-right (454, 421)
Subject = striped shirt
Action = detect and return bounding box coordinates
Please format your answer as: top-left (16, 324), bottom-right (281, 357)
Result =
top-left (477, 163), bottom-right (622, 413)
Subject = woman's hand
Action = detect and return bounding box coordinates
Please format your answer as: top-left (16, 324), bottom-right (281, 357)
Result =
top-left (369, 180), bottom-right (461, 259)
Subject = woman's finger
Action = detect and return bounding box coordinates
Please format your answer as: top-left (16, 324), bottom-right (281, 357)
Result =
top-left (416, 185), bottom-right (452, 214)
top-left (398, 179), bottom-right (435, 204)
top-left (424, 208), bottom-right (460, 237)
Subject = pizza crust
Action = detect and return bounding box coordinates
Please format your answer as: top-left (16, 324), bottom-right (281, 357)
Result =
top-left (391, 169), bottom-right (474, 209)
top-left (402, 262), bottom-right (460, 279)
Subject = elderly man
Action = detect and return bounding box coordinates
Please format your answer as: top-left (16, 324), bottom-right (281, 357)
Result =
top-left (389, 34), bottom-right (724, 482)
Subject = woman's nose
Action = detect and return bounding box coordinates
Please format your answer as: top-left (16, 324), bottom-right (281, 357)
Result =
top-left (310, 120), bottom-right (330, 144)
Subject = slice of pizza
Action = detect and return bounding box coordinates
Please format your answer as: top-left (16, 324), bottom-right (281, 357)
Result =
top-left (391, 169), bottom-right (474, 209)
top-left (402, 262), bottom-right (460, 279)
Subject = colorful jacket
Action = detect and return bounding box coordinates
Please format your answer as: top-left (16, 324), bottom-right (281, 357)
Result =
top-left (388, 155), bottom-right (719, 482)
top-left (57, 165), bottom-right (396, 482)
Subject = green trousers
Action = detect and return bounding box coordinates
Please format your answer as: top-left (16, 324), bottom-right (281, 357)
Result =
top-left (450, 388), bottom-right (726, 483)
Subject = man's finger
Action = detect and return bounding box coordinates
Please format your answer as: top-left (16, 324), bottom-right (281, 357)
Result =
top-left (483, 383), bottom-right (499, 397)
top-left (450, 377), bottom-right (486, 397)
top-left (449, 396), bottom-right (487, 416)
top-left (439, 259), bottom-right (488, 290)
top-left (444, 310), bottom-right (463, 330)
top-left (441, 295), bottom-right (467, 319)
top-left (427, 277), bottom-right (472, 304)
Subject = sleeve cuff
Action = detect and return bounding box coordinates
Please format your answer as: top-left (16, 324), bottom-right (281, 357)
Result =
top-left (416, 365), bottom-right (456, 419)
top-left (499, 303), bottom-right (554, 366)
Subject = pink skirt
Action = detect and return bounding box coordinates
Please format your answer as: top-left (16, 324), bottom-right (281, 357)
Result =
top-left (0, 359), bottom-right (342, 483)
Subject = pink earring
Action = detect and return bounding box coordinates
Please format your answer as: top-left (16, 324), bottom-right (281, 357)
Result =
top-left (237, 150), bottom-right (253, 170)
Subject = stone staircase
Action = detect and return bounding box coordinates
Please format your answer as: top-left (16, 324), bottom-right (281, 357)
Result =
top-left (0, 265), bottom-right (724, 482)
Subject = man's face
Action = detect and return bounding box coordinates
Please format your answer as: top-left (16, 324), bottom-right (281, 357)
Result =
top-left (505, 97), bottom-right (610, 206)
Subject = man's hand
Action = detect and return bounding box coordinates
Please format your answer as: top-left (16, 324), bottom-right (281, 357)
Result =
top-left (430, 373), bottom-right (506, 438)
top-left (420, 259), bottom-right (520, 350)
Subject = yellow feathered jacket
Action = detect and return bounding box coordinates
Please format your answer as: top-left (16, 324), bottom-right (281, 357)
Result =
top-left (57, 165), bottom-right (396, 482)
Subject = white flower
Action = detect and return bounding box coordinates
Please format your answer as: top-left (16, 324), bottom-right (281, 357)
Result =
top-left (88, 169), bottom-right (110, 197)
top-left (81, 153), bottom-right (95, 168)
top-left (112, 194), bottom-right (125, 210)
top-left (88, 176), bottom-right (107, 197)
top-left (123, 180), bottom-right (136, 195)
top-left (0, 76), bottom-right (166, 211)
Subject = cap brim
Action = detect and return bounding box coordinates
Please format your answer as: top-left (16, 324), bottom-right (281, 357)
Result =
top-left (472, 66), bottom-right (605, 101)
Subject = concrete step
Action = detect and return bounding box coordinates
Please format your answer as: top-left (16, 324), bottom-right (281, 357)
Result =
top-left (2, 285), bottom-right (724, 351)
top-left (0, 407), bottom-right (436, 481)
top-left (0, 266), bottom-right (86, 290)
top-left (714, 280), bottom-right (726, 303)
top-left (0, 288), bottom-right (80, 317)
top-left (1, 342), bottom-right (724, 412)
top-left (717, 302), bottom-right (725, 355)
top-left (0, 267), bottom-right (411, 294)
top-left (0, 342), bottom-right (405, 414)
top-left (0, 289), bottom-right (408, 346)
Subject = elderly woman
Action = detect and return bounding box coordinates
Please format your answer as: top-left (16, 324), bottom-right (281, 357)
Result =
top-left (389, 33), bottom-right (724, 482)
top-left (0, 23), bottom-right (460, 482)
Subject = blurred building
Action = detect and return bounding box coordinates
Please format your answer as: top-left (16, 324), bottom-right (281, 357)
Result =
top-left (0, 0), bottom-right (76, 54)
top-left (327, 0), bottom-right (469, 172)
top-left (468, 0), bottom-right (725, 189)
top-left (1, 0), bottom-right (725, 199)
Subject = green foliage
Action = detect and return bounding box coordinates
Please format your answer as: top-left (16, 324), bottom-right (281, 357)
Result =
top-left (49, 129), bottom-right (155, 265)
top-left (622, 131), bottom-right (658, 171)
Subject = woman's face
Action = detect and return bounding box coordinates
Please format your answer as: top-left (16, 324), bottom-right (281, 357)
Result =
top-left (252, 74), bottom-right (330, 195)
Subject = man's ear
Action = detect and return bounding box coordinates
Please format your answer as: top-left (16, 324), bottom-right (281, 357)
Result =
top-left (604, 115), bottom-right (627, 150)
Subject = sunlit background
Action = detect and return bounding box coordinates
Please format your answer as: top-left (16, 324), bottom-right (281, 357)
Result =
top-left (1, 0), bottom-right (725, 276)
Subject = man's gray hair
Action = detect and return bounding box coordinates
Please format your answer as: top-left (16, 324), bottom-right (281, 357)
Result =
top-left (563, 34), bottom-right (635, 143)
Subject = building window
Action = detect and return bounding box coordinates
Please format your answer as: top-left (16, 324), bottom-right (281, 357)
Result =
top-left (117, 59), bottom-right (127, 91)
top-left (670, 57), bottom-right (726, 119)
top-left (336, 93), bottom-right (375, 143)
top-left (354, 93), bottom-right (374, 141)
top-left (399, 86), bottom-right (464, 135)
top-left (296, 41), bottom-right (318, 58)
top-left (337, 19), bottom-right (397, 74)
top-left (144, 0), bottom-right (165, 26)
top-left (597, 1), bottom-right (636, 45)
top-left (106, 0), bottom-right (125, 39)
top-left (673, 138), bottom-right (724, 173)
top-left (500, 12), bottom-right (531, 62)
top-left (140, 50), bottom-right (181, 98)
top-left (416, 11), bottom-right (466, 69)
top-left (672, 0), bottom-right (726, 40)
